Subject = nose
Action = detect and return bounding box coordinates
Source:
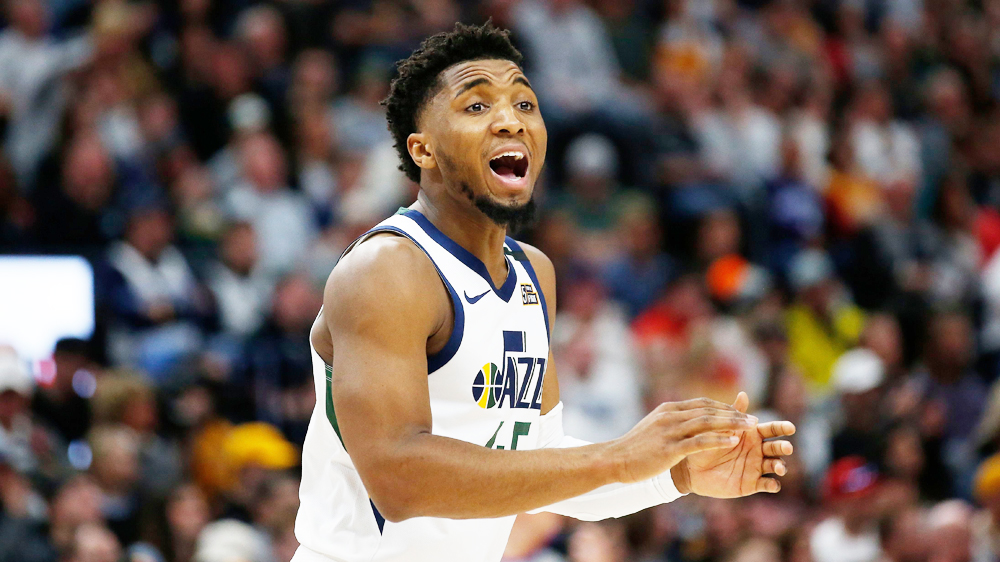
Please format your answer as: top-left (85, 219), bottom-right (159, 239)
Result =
top-left (490, 104), bottom-right (525, 136)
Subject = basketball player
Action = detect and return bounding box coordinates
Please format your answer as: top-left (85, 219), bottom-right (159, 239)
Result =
top-left (292, 22), bottom-right (795, 562)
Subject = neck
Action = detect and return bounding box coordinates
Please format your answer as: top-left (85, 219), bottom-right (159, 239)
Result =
top-left (412, 189), bottom-right (510, 286)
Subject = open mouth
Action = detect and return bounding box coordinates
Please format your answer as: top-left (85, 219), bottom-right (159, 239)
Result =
top-left (489, 151), bottom-right (529, 181)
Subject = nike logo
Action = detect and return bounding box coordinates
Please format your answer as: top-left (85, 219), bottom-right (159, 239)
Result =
top-left (464, 290), bottom-right (490, 304)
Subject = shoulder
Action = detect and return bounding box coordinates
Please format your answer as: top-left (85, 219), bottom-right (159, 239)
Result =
top-left (325, 233), bottom-right (447, 330)
top-left (510, 240), bottom-right (556, 307)
top-left (511, 241), bottom-right (554, 283)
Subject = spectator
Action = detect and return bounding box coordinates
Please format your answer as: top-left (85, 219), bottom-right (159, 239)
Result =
top-left (916, 311), bottom-right (987, 495)
top-left (30, 133), bottom-right (122, 255)
top-left (0, 346), bottom-right (43, 476)
top-left (785, 249), bottom-right (866, 394)
top-left (224, 132), bottom-right (317, 279)
top-left (552, 272), bottom-right (643, 443)
top-left (162, 483), bottom-right (210, 562)
top-left (205, 221), bottom-right (272, 339)
top-left (879, 507), bottom-right (929, 562)
top-left (193, 519), bottom-right (274, 562)
top-left (849, 81), bottom-right (922, 187)
top-left (553, 134), bottom-right (629, 267)
top-left (87, 424), bottom-right (144, 547)
top-left (31, 337), bottom-right (96, 443)
top-left (829, 348), bottom-right (886, 463)
top-left (926, 500), bottom-right (975, 562)
top-left (810, 456), bottom-right (884, 562)
top-left (102, 200), bottom-right (212, 382)
top-left (91, 372), bottom-right (182, 499)
top-left (602, 194), bottom-right (677, 319)
top-left (240, 274), bottom-right (321, 443)
top-left (0, 0), bottom-right (93, 187)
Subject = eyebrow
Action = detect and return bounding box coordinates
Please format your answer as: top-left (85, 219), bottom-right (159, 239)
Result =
top-left (453, 76), bottom-right (534, 98)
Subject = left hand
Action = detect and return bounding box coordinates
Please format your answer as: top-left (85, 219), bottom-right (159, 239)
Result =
top-left (670, 392), bottom-right (795, 497)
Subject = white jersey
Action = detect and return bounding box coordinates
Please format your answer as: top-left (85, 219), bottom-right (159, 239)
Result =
top-left (293, 209), bottom-right (551, 562)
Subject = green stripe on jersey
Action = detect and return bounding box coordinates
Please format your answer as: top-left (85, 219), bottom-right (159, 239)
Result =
top-left (325, 363), bottom-right (345, 447)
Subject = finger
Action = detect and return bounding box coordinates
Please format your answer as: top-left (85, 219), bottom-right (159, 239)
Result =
top-left (680, 414), bottom-right (757, 436)
top-left (762, 440), bottom-right (793, 457)
top-left (732, 391), bottom-right (749, 414)
top-left (755, 477), bottom-right (781, 494)
top-left (674, 407), bottom-right (758, 423)
top-left (658, 397), bottom-right (739, 413)
top-left (758, 421), bottom-right (796, 439)
top-left (762, 458), bottom-right (786, 476)
top-left (677, 432), bottom-right (740, 455)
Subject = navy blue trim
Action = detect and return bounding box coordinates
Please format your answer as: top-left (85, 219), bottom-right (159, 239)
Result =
top-left (369, 499), bottom-right (386, 534)
top-left (504, 238), bottom-right (550, 342)
top-left (400, 209), bottom-right (518, 303)
top-left (365, 225), bottom-right (465, 374)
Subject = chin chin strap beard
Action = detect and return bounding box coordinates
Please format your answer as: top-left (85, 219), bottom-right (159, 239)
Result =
top-left (474, 195), bottom-right (537, 235)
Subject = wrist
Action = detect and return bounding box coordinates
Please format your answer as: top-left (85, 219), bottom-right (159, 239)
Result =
top-left (670, 460), bottom-right (692, 495)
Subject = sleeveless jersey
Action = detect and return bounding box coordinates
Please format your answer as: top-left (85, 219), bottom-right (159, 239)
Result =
top-left (292, 209), bottom-right (551, 562)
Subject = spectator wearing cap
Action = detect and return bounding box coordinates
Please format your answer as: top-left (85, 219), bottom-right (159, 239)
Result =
top-left (100, 199), bottom-right (213, 383)
top-left (206, 92), bottom-right (273, 197)
top-left (972, 454), bottom-right (1000, 561)
top-left (193, 519), bottom-right (275, 562)
top-left (925, 500), bottom-right (976, 562)
top-left (810, 456), bottom-right (884, 562)
top-left (555, 134), bottom-right (623, 231)
top-left (213, 422), bottom-right (298, 525)
top-left (31, 338), bottom-right (97, 443)
top-left (830, 348), bottom-right (886, 463)
top-left (785, 249), bottom-right (866, 394)
top-left (234, 5), bottom-right (291, 138)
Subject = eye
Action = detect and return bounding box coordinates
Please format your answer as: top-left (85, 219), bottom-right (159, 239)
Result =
top-left (518, 101), bottom-right (534, 111)
top-left (466, 102), bottom-right (487, 113)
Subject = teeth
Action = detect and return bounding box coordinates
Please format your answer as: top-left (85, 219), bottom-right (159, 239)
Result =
top-left (491, 151), bottom-right (525, 161)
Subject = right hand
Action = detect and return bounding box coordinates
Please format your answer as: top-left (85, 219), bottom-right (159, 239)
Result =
top-left (606, 398), bottom-right (757, 484)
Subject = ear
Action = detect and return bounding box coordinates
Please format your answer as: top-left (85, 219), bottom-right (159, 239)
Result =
top-left (407, 133), bottom-right (436, 172)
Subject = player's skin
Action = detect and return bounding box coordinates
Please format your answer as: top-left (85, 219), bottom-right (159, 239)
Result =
top-left (310, 58), bottom-right (796, 522)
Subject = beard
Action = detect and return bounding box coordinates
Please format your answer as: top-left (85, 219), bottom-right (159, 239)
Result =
top-left (466, 185), bottom-right (537, 234)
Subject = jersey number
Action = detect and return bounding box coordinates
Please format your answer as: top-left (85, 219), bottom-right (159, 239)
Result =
top-left (484, 421), bottom-right (531, 450)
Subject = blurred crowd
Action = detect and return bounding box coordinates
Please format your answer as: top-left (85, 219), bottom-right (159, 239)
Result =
top-left (4, 0), bottom-right (1000, 561)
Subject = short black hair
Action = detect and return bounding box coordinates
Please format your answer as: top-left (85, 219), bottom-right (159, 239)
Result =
top-left (382, 21), bottom-right (524, 183)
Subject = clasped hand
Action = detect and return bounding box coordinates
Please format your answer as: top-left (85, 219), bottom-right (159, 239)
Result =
top-left (611, 392), bottom-right (795, 498)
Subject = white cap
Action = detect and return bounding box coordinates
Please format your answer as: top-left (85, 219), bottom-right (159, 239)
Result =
top-left (0, 347), bottom-right (33, 396)
top-left (565, 133), bottom-right (619, 179)
top-left (228, 93), bottom-right (271, 134)
top-left (788, 249), bottom-right (834, 292)
top-left (194, 519), bottom-right (274, 562)
top-left (832, 348), bottom-right (884, 394)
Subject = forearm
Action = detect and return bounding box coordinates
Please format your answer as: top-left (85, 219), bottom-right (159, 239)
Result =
top-left (362, 432), bottom-right (622, 521)
top-left (527, 405), bottom-right (686, 521)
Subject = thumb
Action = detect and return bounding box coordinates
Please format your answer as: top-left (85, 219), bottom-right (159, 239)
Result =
top-left (733, 391), bottom-right (749, 414)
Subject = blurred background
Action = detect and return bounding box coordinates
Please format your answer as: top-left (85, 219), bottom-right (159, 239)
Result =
top-left (3, 0), bottom-right (1000, 561)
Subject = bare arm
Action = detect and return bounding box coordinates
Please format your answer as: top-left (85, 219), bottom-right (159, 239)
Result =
top-left (326, 235), bottom-right (753, 522)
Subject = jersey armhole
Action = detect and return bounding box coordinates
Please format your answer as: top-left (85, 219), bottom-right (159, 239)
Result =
top-left (504, 237), bottom-right (550, 342)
